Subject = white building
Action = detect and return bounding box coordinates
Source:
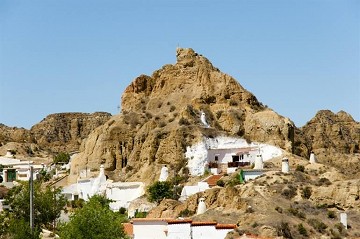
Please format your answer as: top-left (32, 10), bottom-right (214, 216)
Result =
top-left (186, 136), bottom-right (283, 176)
top-left (0, 156), bottom-right (43, 182)
top-left (62, 165), bottom-right (145, 211)
top-left (179, 182), bottom-right (209, 202)
top-left (130, 218), bottom-right (236, 239)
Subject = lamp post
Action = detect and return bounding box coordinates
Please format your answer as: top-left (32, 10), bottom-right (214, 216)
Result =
top-left (29, 166), bottom-right (34, 235)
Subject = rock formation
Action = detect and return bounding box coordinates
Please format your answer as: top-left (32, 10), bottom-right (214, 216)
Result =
top-left (301, 110), bottom-right (360, 178)
top-left (69, 48), bottom-right (296, 183)
top-left (0, 112), bottom-right (111, 155)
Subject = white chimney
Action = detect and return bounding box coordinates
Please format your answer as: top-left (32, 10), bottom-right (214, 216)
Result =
top-left (254, 154), bottom-right (263, 170)
top-left (5, 149), bottom-right (13, 158)
top-left (159, 165), bottom-right (169, 182)
top-left (309, 152), bottom-right (317, 164)
top-left (340, 212), bottom-right (347, 229)
top-left (196, 197), bottom-right (207, 215)
top-left (281, 158), bottom-right (290, 173)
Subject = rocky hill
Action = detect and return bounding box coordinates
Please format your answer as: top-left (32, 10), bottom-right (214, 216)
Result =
top-left (301, 110), bottom-right (360, 178)
top-left (69, 48), bottom-right (296, 183)
top-left (0, 112), bottom-right (111, 155)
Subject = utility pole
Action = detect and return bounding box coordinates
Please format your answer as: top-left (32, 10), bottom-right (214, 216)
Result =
top-left (29, 166), bottom-right (34, 235)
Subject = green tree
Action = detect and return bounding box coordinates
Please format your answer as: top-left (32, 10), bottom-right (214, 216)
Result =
top-left (53, 152), bottom-right (70, 164)
top-left (147, 181), bottom-right (173, 203)
top-left (58, 195), bottom-right (127, 239)
top-left (4, 181), bottom-right (67, 230)
top-left (0, 182), bottom-right (66, 238)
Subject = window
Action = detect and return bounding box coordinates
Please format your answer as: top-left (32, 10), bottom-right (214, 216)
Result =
top-left (214, 155), bottom-right (219, 161)
top-left (232, 155), bottom-right (240, 162)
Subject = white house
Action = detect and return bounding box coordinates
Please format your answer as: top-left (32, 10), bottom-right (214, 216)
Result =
top-left (131, 218), bottom-right (236, 239)
top-left (62, 165), bottom-right (145, 211)
top-left (206, 147), bottom-right (257, 175)
top-left (0, 156), bottom-right (43, 182)
top-left (186, 136), bottom-right (283, 176)
top-left (179, 182), bottom-right (209, 202)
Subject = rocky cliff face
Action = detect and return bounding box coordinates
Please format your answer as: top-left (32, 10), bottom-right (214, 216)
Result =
top-left (70, 48), bottom-right (296, 183)
top-left (0, 112), bottom-right (111, 154)
top-left (301, 110), bottom-right (360, 177)
top-left (301, 110), bottom-right (360, 154)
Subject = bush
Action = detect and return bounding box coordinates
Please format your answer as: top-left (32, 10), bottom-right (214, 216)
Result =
top-left (216, 180), bottom-right (225, 187)
top-left (147, 181), bottom-right (173, 203)
top-left (296, 165), bottom-right (305, 172)
top-left (301, 186), bottom-right (312, 199)
top-left (170, 105), bottom-right (176, 112)
top-left (275, 206), bottom-right (283, 213)
top-left (179, 118), bottom-right (190, 126)
top-left (119, 207), bottom-right (126, 215)
top-left (134, 210), bottom-right (147, 218)
top-left (276, 222), bottom-right (293, 239)
top-left (281, 185), bottom-right (297, 199)
top-left (327, 210), bottom-right (336, 219)
top-left (316, 177), bottom-right (332, 186)
top-left (287, 207), bottom-right (306, 219)
top-left (178, 208), bottom-right (194, 217)
top-left (297, 223), bottom-right (308, 236)
top-left (53, 152), bottom-right (70, 164)
top-left (307, 218), bottom-right (327, 233)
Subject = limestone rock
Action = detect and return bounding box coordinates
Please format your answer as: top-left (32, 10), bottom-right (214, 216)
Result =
top-left (70, 48), bottom-right (296, 183)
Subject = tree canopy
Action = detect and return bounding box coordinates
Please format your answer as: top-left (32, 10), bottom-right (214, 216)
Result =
top-left (0, 181), bottom-right (67, 238)
top-left (58, 195), bottom-right (127, 239)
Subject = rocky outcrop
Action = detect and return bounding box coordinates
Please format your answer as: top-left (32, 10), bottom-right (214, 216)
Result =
top-left (69, 48), bottom-right (296, 183)
top-left (0, 112), bottom-right (111, 155)
top-left (301, 110), bottom-right (360, 154)
top-left (31, 112), bottom-right (111, 152)
top-left (300, 110), bottom-right (360, 177)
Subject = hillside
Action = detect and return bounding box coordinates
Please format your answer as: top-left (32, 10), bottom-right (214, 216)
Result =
top-left (69, 48), bottom-right (296, 183)
top-left (0, 112), bottom-right (111, 156)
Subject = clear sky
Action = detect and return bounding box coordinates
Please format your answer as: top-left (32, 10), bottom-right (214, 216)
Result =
top-left (0, 0), bottom-right (359, 129)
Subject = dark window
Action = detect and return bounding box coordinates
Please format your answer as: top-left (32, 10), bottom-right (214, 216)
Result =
top-left (232, 155), bottom-right (240, 162)
top-left (214, 155), bottom-right (219, 161)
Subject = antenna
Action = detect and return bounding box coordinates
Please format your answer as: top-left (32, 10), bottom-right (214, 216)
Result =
top-left (117, 105), bottom-right (121, 113)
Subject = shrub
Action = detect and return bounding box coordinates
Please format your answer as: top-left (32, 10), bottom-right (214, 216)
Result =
top-left (158, 121), bottom-right (166, 128)
top-left (134, 210), bottom-right (147, 218)
top-left (327, 210), bottom-right (336, 219)
top-left (229, 99), bottom-right (238, 106)
top-left (296, 165), bottom-right (305, 172)
top-left (53, 152), bottom-right (70, 164)
top-left (252, 222), bottom-right (258, 228)
top-left (307, 218), bottom-right (327, 233)
top-left (301, 186), bottom-right (312, 199)
top-left (147, 181), bottom-right (173, 203)
top-left (275, 206), bottom-right (283, 213)
top-left (297, 223), bottom-right (308, 236)
top-left (179, 118), bottom-right (190, 126)
top-left (316, 177), bottom-right (332, 186)
top-left (287, 207), bottom-right (306, 219)
top-left (276, 222), bottom-right (293, 239)
top-left (178, 208), bottom-right (194, 217)
top-left (281, 185), bottom-right (297, 199)
top-left (216, 180), bottom-right (225, 187)
top-left (119, 207), bottom-right (126, 215)
top-left (170, 105), bottom-right (176, 112)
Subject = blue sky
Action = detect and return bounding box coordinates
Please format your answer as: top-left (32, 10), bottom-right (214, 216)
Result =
top-left (0, 0), bottom-right (359, 129)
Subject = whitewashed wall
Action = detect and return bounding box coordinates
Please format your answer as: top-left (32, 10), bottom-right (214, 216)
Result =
top-left (133, 221), bottom-right (167, 239)
top-left (167, 223), bottom-right (191, 239)
top-left (191, 225), bottom-right (217, 239)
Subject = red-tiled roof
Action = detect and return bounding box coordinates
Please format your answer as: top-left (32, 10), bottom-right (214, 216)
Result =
top-left (122, 223), bottom-right (133, 236)
top-left (167, 218), bottom-right (193, 224)
top-left (131, 218), bottom-right (172, 222)
top-left (206, 174), bottom-right (223, 187)
top-left (215, 223), bottom-right (237, 229)
top-left (191, 221), bottom-right (217, 226)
